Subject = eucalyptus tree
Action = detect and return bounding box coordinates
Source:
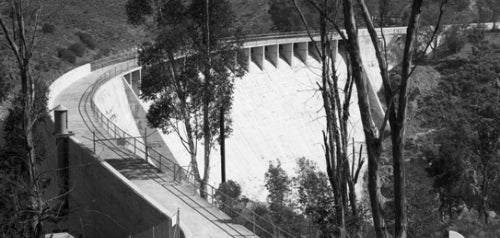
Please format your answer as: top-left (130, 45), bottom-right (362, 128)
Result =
top-left (0, 0), bottom-right (59, 236)
top-left (126, 0), bottom-right (245, 197)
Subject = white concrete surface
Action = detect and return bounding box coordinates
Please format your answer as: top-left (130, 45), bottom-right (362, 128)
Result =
top-left (93, 75), bottom-right (143, 142)
top-left (48, 63), bottom-right (91, 109)
top-left (142, 53), bottom-right (368, 201)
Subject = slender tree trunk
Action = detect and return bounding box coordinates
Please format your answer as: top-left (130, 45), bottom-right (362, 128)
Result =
top-left (392, 1), bottom-right (423, 237)
top-left (200, 0), bottom-right (211, 199)
top-left (220, 106), bottom-right (226, 183)
top-left (342, 0), bottom-right (389, 237)
top-left (182, 106), bottom-right (201, 182)
top-left (201, 98), bottom-right (210, 198)
top-left (22, 62), bottom-right (40, 237)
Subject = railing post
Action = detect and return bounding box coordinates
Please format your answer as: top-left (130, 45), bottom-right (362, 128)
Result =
top-left (93, 131), bottom-right (96, 153)
top-left (193, 180), bottom-right (197, 195)
top-left (133, 139), bottom-right (136, 155)
top-left (173, 164), bottom-right (177, 182)
top-left (159, 156), bottom-right (162, 172)
top-left (211, 187), bottom-right (214, 207)
top-left (253, 214), bottom-right (256, 235)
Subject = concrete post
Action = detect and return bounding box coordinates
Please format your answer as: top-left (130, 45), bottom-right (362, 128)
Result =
top-left (294, 42), bottom-right (308, 65)
top-left (308, 42), bottom-right (320, 62)
top-left (238, 48), bottom-right (250, 71)
top-left (131, 70), bottom-right (141, 95)
top-left (279, 43), bottom-right (293, 66)
top-left (124, 73), bottom-right (131, 85)
top-left (265, 45), bottom-right (278, 68)
top-left (138, 69), bottom-right (142, 95)
top-left (251, 46), bottom-right (265, 70)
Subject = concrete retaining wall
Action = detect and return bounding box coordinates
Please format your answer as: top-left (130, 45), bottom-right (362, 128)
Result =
top-left (66, 138), bottom-right (170, 237)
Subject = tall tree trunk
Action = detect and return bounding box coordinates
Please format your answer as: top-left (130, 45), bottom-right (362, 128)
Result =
top-left (22, 62), bottom-right (40, 237)
top-left (317, 3), bottom-right (347, 235)
top-left (342, 0), bottom-right (389, 237)
top-left (182, 105), bottom-right (201, 183)
top-left (391, 1), bottom-right (423, 237)
top-left (201, 98), bottom-right (210, 198)
top-left (220, 106), bottom-right (226, 183)
top-left (201, 0), bottom-right (211, 199)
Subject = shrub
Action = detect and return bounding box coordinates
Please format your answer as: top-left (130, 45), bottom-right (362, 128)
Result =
top-left (41, 23), bottom-right (56, 34)
top-left (215, 180), bottom-right (242, 217)
top-left (68, 43), bottom-right (86, 57)
top-left (57, 48), bottom-right (76, 64)
top-left (440, 25), bottom-right (467, 55)
top-left (76, 32), bottom-right (97, 50)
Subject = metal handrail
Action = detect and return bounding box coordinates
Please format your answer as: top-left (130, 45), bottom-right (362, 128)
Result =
top-left (87, 57), bottom-right (298, 238)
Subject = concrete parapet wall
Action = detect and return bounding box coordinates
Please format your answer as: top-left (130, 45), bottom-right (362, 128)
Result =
top-left (66, 138), bottom-right (171, 237)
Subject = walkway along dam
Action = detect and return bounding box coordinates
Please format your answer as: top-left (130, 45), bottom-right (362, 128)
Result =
top-left (47, 27), bottom-right (406, 237)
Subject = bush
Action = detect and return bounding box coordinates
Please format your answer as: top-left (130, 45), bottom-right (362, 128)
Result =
top-left (41, 23), bottom-right (56, 34)
top-left (440, 26), bottom-right (467, 55)
top-left (215, 180), bottom-right (242, 217)
top-left (57, 48), bottom-right (76, 64)
top-left (68, 43), bottom-right (86, 57)
top-left (76, 32), bottom-right (97, 50)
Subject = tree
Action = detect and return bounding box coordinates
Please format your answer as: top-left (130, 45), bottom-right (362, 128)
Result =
top-left (215, 180), bottom-right (242, 217)
top-left (290, 0), bottom-right (364, 236)
top-left (0, 1), bottom-right (60, 236)
top-left (293, 158), bottom-right (337, 236)
top-left (263, 160), bottom-right (308, 237)
top-left (264, 160), bottom-right (291, 216)
top-left (293, 0), bottom-right (446, 237)
top-left (128, 0), bottom-right (245, 198)
top-left (424, 43), bottom-right (500, 225)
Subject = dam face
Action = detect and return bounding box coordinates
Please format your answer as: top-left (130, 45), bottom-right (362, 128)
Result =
top-left (153, 49), bottom-right (366, 201)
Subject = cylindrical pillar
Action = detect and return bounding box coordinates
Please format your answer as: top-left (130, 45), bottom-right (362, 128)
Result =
top-left (53, 105), bottom-right (74, 215)
top-left (54, 105), bottom-right (69, 135)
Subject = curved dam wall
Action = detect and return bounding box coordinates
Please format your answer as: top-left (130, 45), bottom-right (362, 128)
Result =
top-left (93, 72), bottom-right (147, 155)
top-left (46, 65), bottom-right (173, 237)
top-left (143, 51), bottom-right (368, 201)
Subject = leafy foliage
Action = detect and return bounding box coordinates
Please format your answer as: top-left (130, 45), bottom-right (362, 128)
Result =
top-left (41, 23), bottom-right (56, 34)
top-left (130, 0), bottom-right (246, 198)
top-left (0, 78), bottom-right (53, 237)
top-left (421, 35), bottom-right (500, 225)
top-left (293, 158), bottom-right (337, 235)
top-left (57, 48), bottom-right (76, 64)
top-left (215, 180), bottom-right (242, 216)
top-left (76, 32), bottom-right (96, 50)
top-left (68, 42), bottom-right (86, 57)
top-left (125, 0), bottom-right (153, 25)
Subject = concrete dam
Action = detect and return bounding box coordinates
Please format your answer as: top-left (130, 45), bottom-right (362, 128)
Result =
top-left (48, 27), bottom-right (406, 237)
